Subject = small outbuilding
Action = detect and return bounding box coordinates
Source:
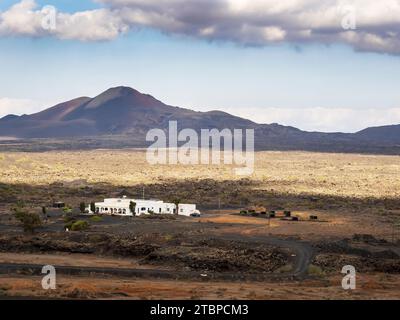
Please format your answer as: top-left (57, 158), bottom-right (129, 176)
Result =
top-left (53, 202), bottom-right (65, 208)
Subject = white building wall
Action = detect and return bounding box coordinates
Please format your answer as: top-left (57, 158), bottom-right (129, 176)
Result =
top-left (94, 198), bottom-right (200, 217)
top-left (178, 204), bottom-right (197, 216)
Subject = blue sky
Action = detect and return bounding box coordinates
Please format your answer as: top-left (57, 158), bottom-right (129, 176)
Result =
top-left (1, 0), bottom-right (400, 132)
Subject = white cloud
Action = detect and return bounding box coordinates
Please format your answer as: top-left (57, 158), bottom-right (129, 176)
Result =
top-left (98, 0), bottom-right (400, 54)
top-left (1, 0), bottom-right (400, 52)
top-left (0, 0), bottom-right (128, 41)
top-left (221, 106), bottom-right (400, 133)
top-left (0, 0), bottom-right (44, 36)
top-left (55, 9), bottom-right (128, 41)
top-left (0, 97), bottom-right (39, 118)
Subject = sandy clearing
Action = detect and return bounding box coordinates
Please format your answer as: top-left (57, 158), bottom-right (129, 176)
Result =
top-left (0, 252), bottom-right (166, 270)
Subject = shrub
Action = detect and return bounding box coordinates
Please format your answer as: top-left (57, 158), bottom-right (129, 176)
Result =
top-left (90, 215), bottom-right (103, 223)
top-left (275, 264), bottom-right (293, 273)
top-left (70, 220), bottom-right (89, 231)
top-left (64, 221), bottom-right (74, 230)
top-left (14, 210), bottom-right (42, 234)
top-left (164, 234), bottom-right (174, 241)
top-left (64, 216), bottom-right (75, 223)
top-left (63, 206), bottom-right (72, 213)
top-left (64, 217), bottom-right (76, 230)
top-left (79, 202), bottom-right (86, 213)
top-left (308, 264), bottom-right (325, 277)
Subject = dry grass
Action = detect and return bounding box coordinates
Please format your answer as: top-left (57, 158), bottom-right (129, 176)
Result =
top-left (0, 150), bottom-right (399, 200)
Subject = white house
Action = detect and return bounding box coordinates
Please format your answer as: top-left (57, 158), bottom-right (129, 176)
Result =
top-left (90, 196), bottom-right (200, 217)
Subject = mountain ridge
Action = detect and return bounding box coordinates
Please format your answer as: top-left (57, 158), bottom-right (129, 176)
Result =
top-left (1, 86), bottom-right (399, 154)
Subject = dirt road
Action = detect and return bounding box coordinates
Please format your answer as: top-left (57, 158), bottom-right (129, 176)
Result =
top-left (0, 234), bottom-right (314, 282)
top-left (211, 234), bottom-right (314, 278)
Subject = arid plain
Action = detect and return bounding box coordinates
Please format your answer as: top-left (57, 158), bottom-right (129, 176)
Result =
top-left (0, 150), bottom-right (399, 299)
top-left (1, 150), bottom-right (400, 197)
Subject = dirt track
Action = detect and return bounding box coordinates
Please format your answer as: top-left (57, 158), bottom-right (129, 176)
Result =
top-left (205, 233), bottom-right (314, 278)
top-left (0, 206), bottom-right (398, 299)
top-left (0, 233), bottom-right (314, 281)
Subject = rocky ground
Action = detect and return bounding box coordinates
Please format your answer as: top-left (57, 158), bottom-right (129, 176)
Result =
top-left (0, 232), bottom-right (288, 274)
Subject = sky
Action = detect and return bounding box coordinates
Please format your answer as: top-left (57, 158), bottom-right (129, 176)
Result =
top-left (0, 0), bottom-right (400, 133)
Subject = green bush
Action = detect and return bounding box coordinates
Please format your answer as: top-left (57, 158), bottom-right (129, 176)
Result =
top-left (64, 216), bottom-right (75, 223)
top-left (65, 220), bottom-right (89, 231)
top-left (164, 234), bottom-right (174, 241)
top-left (63, 206), bottom-right (72, 213)
top-left (13, 210), bottom-right (42, 234)
top-left (275, 264), bottom-right (293, 273)
top-left (71, 220), bottom-right (89, 231)
top-left (64, 220), bottom-right (75, 230)
top-left (307, 264), bottom-right (325, 277)
top-left (90, 215), bottom-right (103, 223)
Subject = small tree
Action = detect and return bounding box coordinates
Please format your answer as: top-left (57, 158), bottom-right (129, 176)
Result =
top-left (173, 199), bottom-right (181, 215)
top-left (41, 206), bottom-right (47, 215)
top-left (79, 202), bottom-right (86, 213)
top-left (90, 202), bottom-right (96, 214)
top-left (129, 201), bottom-right (136, 216)
top-left (16, 200), bottom-right (25, 209)
top-left (14, 209), bottom-right (42, 234)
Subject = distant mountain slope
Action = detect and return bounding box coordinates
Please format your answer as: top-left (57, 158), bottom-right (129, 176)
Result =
top-left (355, 124), bottom-right (400, 144)
top-left (0, 87), bottom-right (259, 138)
top-left (0, 86), bottom-right (399, 153)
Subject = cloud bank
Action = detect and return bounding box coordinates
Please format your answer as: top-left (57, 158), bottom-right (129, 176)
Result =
top-left (0, 97), bottom-right (40, 118)
top-left (0, 0), bottom-right (128, 41)
top-left (0, 0), bottom-right (400, 54)
top-left (221, 106), bottom-right (400, 133)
